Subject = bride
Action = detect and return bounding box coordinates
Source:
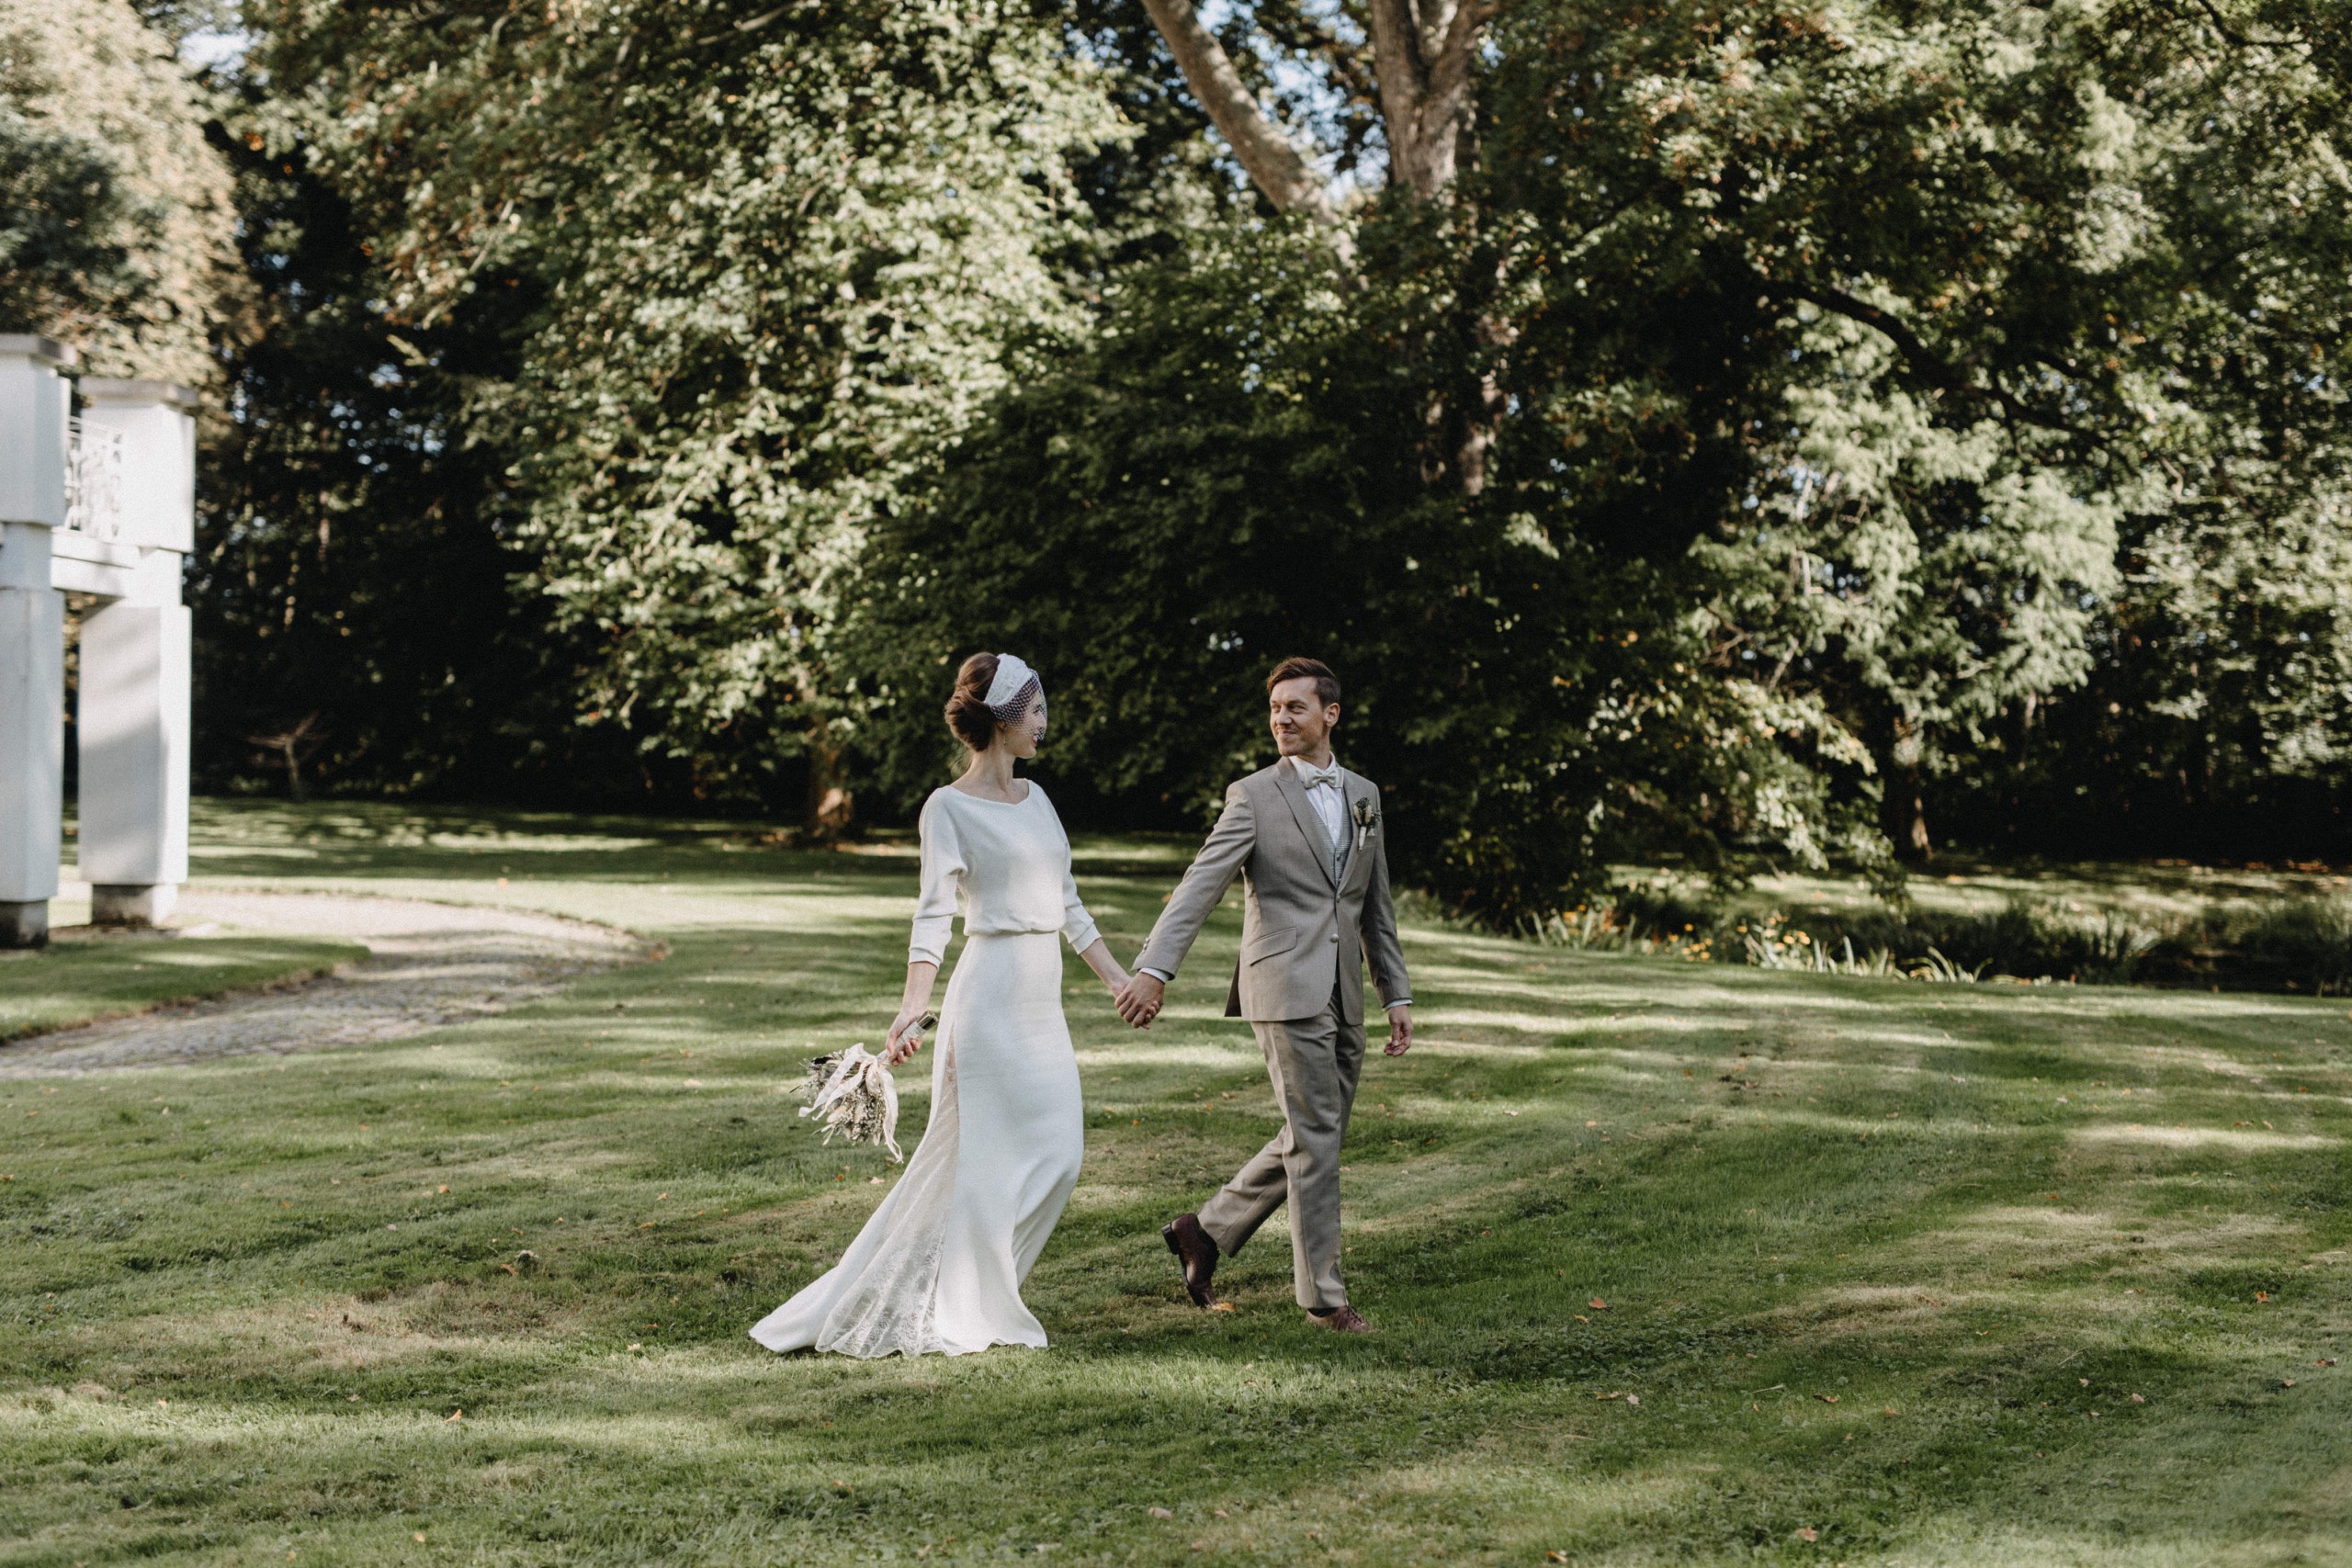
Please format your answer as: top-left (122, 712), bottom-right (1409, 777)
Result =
top-left (750, 653), bottom-right (1130, 1358)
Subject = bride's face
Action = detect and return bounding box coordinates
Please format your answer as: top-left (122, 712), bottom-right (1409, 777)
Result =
top-left (994, 694), bottom-right (1047, 760)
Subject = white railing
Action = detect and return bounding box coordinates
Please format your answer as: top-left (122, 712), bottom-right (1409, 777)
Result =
top-left (63, 415), bottom-right (124, 541)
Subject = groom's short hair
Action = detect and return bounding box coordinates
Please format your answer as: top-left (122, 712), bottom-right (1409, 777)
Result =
top-left (1267, 657), bottom-right (1340, 708)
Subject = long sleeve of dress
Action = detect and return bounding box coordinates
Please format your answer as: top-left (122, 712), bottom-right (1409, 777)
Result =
top-left (1057, 858), bottom-right (1101, 954)
top-left (1036, 789), bottom-right (1101, 953)
top-left (908, 794), bottom-right (966, 965)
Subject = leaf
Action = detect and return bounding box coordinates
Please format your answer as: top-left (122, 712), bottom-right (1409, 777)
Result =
top-left (1815, 1393), bottom-right (1839, 1404)
top-left (1148, 1507), bottom-right (1172, 1519)
top-left (445, 1408), bottom-right (462, 1422)
top-left (1589, 1298), bottom-right (1608, 1310)
top-left (1796, 1527), bottom-right (1819, 1542)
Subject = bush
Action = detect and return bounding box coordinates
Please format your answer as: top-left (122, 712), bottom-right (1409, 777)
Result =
top-left (1525, 883), bottom-right (2352, 997)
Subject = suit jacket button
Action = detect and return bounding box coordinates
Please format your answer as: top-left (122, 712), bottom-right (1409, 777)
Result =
top-left (1329, 933), bottom-right (1340, 942)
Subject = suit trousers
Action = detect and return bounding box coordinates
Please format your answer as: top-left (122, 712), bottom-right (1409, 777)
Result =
top-left (1196, 986), bottom-right (1365, 1310)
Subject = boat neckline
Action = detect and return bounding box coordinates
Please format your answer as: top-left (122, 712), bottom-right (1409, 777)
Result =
top-left (942, 782), bottom-right (1035, 807)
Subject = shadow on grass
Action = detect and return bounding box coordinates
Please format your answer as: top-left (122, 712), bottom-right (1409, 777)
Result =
top-left (5, 806), bottom-right (2351, 1562)
top-left (186, 796), bottom-right (1201, 886)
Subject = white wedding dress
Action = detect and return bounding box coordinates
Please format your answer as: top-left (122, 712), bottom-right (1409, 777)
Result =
top-left (750, 783), bottom-right (1096, 1358)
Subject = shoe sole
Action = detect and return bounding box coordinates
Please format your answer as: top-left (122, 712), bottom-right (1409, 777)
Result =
top-left (1162, 1224), bottom-right (1218, 1309)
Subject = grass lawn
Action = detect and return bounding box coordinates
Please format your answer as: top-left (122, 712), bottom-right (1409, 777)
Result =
top-left (0, 931), bottom-right (366, 1044)
top-left (4, 799), bottom-right (2350, 1565)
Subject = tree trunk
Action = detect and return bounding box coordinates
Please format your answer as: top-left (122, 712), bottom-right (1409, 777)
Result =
top-left (1139, 0), bottom-right (1503, 491)
top-left (1882, 716), bottom-right (1932, 863)
top-left (1364, 0), bottom-right (1491, 199)
top-left (1138, 0), bottom-right (1494, 220)
top-left (1137, 0), bottom-right (1342, 227)
top-left (1890, 765), bottom-right (1931, 863)
top-left (803, 726), bottom-right (854, 841)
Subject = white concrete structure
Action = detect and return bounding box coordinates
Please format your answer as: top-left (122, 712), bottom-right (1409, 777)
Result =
top-left (0, 337), bottom-right (71, 946)
top-left (0, 337), bottom-right (195, 943)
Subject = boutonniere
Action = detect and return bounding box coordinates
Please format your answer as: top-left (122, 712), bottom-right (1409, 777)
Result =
top-left (1351, 796), bottom-right (1377, 849)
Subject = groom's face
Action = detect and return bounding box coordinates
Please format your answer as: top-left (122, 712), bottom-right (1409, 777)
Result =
top-left (1269, 677), bottom-right (1339, 761)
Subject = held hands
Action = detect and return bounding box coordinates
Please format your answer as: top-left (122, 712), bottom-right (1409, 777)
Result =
top-left (1114, 971), bottom-right (1165, 1029)
top-left (1385, 1003), bottom-right (1414, 1057)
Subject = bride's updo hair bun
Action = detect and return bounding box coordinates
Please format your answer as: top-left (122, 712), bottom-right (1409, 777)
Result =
top-left (946, 653), bottom-right (1001, 750)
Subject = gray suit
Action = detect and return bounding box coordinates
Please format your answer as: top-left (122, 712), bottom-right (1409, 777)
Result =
top-left (1135, 759), bottom-right (1410, 1308)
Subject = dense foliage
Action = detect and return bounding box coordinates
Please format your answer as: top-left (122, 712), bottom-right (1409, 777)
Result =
top-left (0, 0), bottom-right (240, 384)
top-left (11, 0), bottom-right (2351, 919)
top-left (239, 0), bottom-right (1127, 818)
top-left (858, 0), bottom-right (2352, 916)
top-left (187, 121), bottom-right (584, 800)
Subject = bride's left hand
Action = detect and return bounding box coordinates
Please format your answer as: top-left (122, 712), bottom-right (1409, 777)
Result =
top-left (883, 1005), bottom-right (926, 1066)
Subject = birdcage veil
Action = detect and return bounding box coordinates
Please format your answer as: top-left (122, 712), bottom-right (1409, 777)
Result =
top-left (983, 653), bottom-right (1044, 724)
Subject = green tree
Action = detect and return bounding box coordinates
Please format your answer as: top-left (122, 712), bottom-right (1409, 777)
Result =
top-left (248, 0), bottom-right (1127, 828)
top-left (0, 0), bottom-right (240, 384)
top-left (849, 222), bottom-right (1873, 919)
top-left (1928, 2), bottom-right (2352, 857)
top-left (868, 0), bottom-right (2352, 917)
top-left (189, 115), bottom-right (613, 802)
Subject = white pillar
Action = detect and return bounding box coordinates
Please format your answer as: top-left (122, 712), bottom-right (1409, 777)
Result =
top-left (75, 378), bottom-right (195, 927)
top-left (0, 335), bottom-right (73, 947)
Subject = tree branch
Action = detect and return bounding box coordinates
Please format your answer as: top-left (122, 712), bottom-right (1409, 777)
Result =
top-left (1365, 0), bottom-right (1429, 186)
top-left (1768, 278), bottom-right (2104, 447)
top-left (1366, 0), bottom-right (1496, 198)
top-left (1138, 0), bottom-right (1340, 226)
top-left (1419, 0), bottom-right (1493, 191)
top-left (2178, 0), bottom-right (2308, 51)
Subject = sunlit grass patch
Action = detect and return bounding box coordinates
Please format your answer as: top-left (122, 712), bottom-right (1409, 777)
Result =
top-left (0, 932), bottom-right (365, 1043)
top-left (2, 805), bottom-right (2351, 1562)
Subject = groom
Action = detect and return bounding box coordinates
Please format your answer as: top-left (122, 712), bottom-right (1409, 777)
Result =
top-left (1114, 657), bottom-right (1412, 1335)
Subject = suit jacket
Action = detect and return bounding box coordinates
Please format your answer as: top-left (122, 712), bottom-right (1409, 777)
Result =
top-left (1135, 760), bottom-right (1410, 1025)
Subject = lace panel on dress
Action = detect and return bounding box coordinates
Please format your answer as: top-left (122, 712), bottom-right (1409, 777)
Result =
top-left (813, 1025), bottom-right (961, 1358)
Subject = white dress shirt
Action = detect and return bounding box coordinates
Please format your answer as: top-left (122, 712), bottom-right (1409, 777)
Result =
top-left (1290, 754), bottom-right (1349, 865)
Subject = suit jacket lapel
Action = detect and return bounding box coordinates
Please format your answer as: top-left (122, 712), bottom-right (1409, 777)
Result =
top-left (1273, 761), bottom-right (1342, 890)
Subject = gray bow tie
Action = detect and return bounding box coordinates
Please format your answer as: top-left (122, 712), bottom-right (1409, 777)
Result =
top-left (1299, 763), bottom-right (1342, 791)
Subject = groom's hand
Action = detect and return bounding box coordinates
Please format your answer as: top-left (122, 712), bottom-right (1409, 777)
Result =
top-left (1384, 1003), bottom-right (1413, 1056)
top-left (1115, 973), bottom-right (1165, 1029)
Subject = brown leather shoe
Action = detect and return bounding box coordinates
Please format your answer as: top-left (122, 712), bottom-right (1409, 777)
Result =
top-left (1162, 1213), bottom-right (1221, 1308)
top-left (1306, 1304), bottom-right (1374, 1335)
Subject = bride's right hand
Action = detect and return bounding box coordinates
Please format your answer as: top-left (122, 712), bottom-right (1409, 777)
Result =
top-left (884, 1006), bottom-right (926, 1066)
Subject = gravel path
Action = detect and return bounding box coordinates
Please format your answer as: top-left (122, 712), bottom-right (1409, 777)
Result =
top-left (0, 890), bottom-right (657, 1077)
